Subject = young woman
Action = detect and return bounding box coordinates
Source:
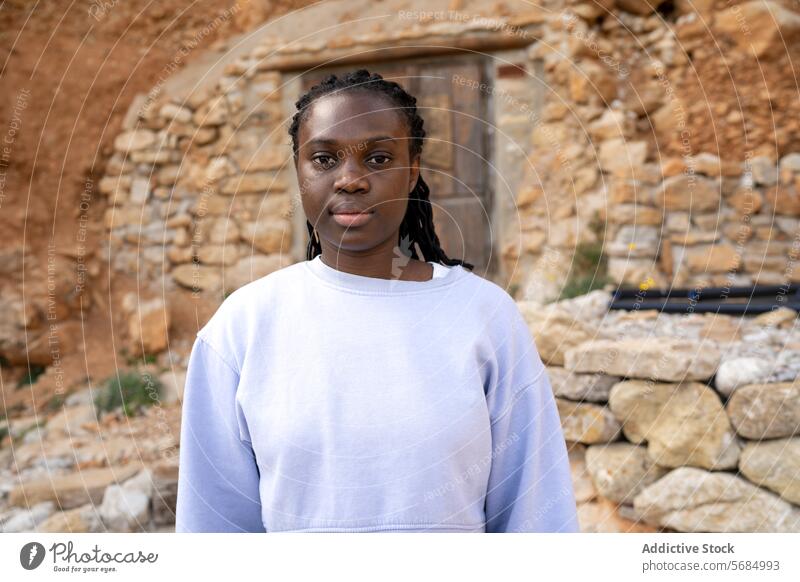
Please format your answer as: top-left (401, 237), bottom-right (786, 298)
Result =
top-left (175, 69), bottom-right (579, 533)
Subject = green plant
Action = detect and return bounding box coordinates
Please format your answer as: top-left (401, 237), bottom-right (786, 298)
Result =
top-left (45, 394), bottom-right (66, 412)
top-left (16, 364), bottom-right (47, 389)
top-left (558, 242), bottom-right (612, 300)
top-left (557, 215), bottom-right (613, 301)
top-left (95, 370), bottom-right (164, 417)
top-left (121, 345), bottom-right (159, 367)
top-left (558, 241), bottom-right (614, 300)
top-left (10, 419), bottom-right (46, 442)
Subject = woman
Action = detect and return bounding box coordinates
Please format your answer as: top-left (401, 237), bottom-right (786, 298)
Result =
top-left (175, 69), bottom-right (579, 533)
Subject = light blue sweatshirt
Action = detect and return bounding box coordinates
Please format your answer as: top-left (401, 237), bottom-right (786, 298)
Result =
top-left (175, 255), bottom-right (579, 533)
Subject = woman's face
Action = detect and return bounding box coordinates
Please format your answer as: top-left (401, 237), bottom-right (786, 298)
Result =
top-left (295, 92), bottom-right (420, 255)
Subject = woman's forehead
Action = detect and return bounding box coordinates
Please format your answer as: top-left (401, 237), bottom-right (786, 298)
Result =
top-left (301, 93), bottom-right (406, 142)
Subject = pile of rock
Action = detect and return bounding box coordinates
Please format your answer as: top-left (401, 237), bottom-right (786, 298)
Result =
top-left (522, 290), bottom-right (800, 532)
top-left (0, 370), bottom-right (184, 533)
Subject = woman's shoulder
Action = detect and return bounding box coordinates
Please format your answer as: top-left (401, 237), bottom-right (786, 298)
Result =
top-left (458, 267), bottom-right (523, 316)
top-left (228, 257), bottom-right (307, 298)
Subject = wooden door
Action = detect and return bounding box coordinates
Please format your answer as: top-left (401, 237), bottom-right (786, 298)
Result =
top-left (300, 56), bottom-right (494, 275)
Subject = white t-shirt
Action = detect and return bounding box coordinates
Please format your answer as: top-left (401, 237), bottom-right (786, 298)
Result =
top-left (428, 261), bottom-right (451, 279)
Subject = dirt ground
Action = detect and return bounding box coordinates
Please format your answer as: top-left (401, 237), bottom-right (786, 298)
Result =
top-left (0, 0), bottom-right (314, 414)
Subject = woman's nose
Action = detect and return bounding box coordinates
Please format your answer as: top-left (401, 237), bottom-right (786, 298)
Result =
top-left (333, 158), bottom-right (369, 193)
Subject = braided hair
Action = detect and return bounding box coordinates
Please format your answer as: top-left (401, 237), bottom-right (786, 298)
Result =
top-left (288, 68), bottom-right (474, 271)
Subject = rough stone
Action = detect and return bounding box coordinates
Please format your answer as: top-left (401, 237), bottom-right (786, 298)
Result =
top-left (159, 103), bottom-right (193, 124)
top-left (239, 219), bottom-right (291, 255)
top-left (567, 443), bottom-right (597, 504)
top-left (157, 369), bottom-right (185, 405)
top-left (547, 366), bottom-right (619, 403)
top-left (37, 504), bottom-right (102, 533)
top-left (633, 467), bottom-right (800, 532)
top-left (727, 382), bottom-right (800, 439)
top-left (523, 309), bottom-right (599, 367)
top-left (172, 264), bottom-right (221, 291)
top-left (577, 497), bottom-right (660, 533)
top-left (684, 243), bottom-right (741, 273)
top-left (616, 0), bottom-right (667, 15)
top-left (608, 380), bottom-right (741, 470)
top-left (752, 307), bottom-right (798, 328)
top-left (569, 60), bottom-right (617, 103)
top-left (220, 172), bottom-right (287, 195)
top-left (45, 404), bottom-right (99, 438)
top-left (764, 185), bottom-right (800, 216)
top-left (588, 108), bottom-right (630, 141)
top-left (565, 338), bottom-right (722, 382)
top-left (690, 153), bottom-right (741, 177)
top-left (192, 96), bottom-right (229, 126)
top-left (1, 502), bottom-right (56, 532)
top-left (598, 139), bottom-right (648, 176)
top-left (128, 297), bottom-right (170, 356)
top-left (585, 442), bottom-right (669, 504)
top-left (99, 469), bottom-right (153, 532)
top-left (197, 244), bottom-right (239, 266)
top-left (749, 156), bottom-right (779, 186)
top-left (715, 1), bottom-right (800, 59)
top-left (606, 225), bottom-right (660, 258)
top-left (739, 438), bottom-right (800, 505)
top-left (8, 463), bottom-right (143, 510)
top-left (715, 357), bottom-right (773, 396)
top-left (656, 174), bottom-right (720, 211)
top-left (222, 254), bottom-right (284, 292)
top-left (113, 130), bottom-right (156, 153)
top-left (556, 398), bottom-right (622, 444)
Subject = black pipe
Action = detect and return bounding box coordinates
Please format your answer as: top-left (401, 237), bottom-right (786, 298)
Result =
top-left (609, 298), bottom-right (800, 315)
top-left (612, 284), bottom-right (800, 300)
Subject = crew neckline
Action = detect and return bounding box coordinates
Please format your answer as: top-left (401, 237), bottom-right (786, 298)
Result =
top-left (305, 255), bottom-right (467, 294)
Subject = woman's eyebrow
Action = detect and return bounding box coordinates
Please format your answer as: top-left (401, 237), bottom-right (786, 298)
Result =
top-left (306, 135), bottom-right (398, 147)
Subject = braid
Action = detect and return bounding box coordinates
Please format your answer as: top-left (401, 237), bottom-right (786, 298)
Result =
top-left (289, 68), bottom-right (474, 271)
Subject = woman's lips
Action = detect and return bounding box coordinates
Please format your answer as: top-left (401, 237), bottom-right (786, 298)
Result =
top-left (331, 211), bottom-right (374, 228)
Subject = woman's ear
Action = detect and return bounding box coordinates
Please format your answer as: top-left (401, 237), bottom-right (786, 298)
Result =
top-left (408, 154), bottom-right (421, 194)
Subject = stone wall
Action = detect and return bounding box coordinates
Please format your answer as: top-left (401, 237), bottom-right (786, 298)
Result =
top-left (502, 0), bottom-right (800, 300)
top-left (523, 291), bottom-right (800, 532)
top-left (103, 65), bottom-right (293, 296)
top-left (98, 0), bottom-right (800, 307)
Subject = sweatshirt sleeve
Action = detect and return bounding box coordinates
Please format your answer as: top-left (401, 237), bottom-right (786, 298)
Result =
top-left (175, 335), bottom-right (266, 533)
top-left (483, 302), bottom-right (580, 533)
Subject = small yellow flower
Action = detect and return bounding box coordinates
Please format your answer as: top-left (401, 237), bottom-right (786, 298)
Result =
top-left (639, 276), bottom-right (655, 291)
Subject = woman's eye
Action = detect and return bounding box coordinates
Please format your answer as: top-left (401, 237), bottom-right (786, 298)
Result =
top-left (313, 155), bottom-right (336, 169)
top-left (369, 155), bottom-right (391, 165)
